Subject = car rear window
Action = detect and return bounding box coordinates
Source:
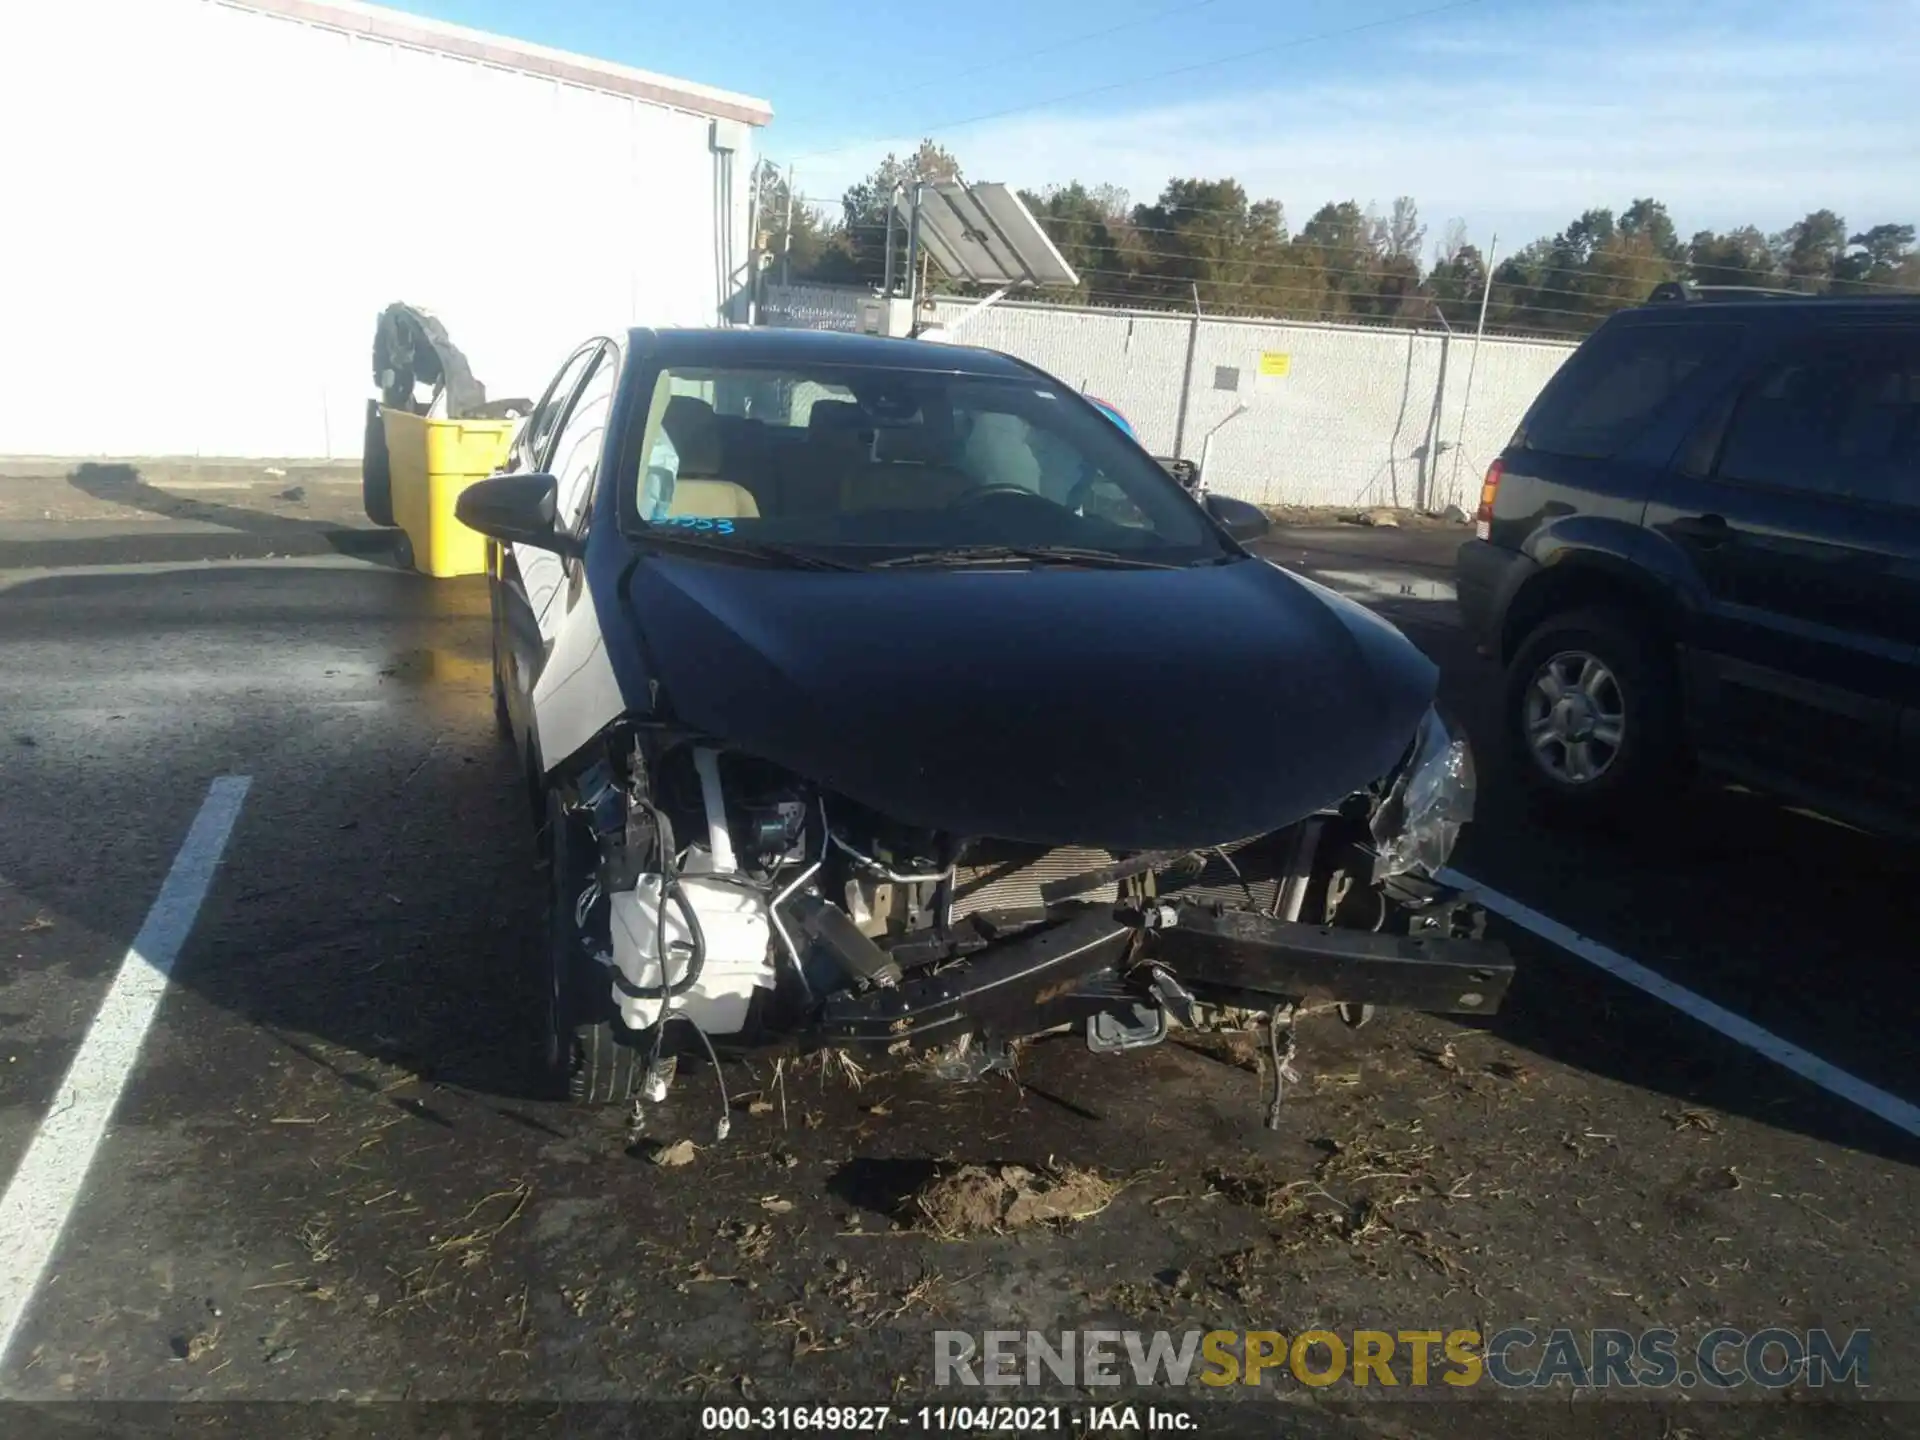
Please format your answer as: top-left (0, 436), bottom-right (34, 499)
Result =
top-left (1521, 321), bottom-right (1742, 460)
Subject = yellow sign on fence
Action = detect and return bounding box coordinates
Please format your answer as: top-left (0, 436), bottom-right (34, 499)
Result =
top-left (1259, 351), bottom-right (1292, 378)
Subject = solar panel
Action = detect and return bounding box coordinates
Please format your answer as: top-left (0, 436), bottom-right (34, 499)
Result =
top-left (894, 182), bottom-right (1080, 290)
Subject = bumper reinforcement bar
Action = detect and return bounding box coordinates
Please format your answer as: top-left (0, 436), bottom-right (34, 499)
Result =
top-left (809, 898), bottom-right (1512, 1049)
top-left (1142, 903), bottom-right (1512, 1016)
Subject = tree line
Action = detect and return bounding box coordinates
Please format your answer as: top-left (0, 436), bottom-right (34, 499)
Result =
top-left (760, 140), bottom-right (1920, 338)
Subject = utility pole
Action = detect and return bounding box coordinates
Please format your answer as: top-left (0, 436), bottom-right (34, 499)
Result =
top-left (1447, 233), bottom-right (1498, 509)
top-left (745, 160), bottom-right (761, 326)
top-left (904, 181), bottom-right (925, 309)
top-left (780, 164), bottom-right (795, 288)
top-left (1419, 296), bottom-right (1453, 514)
top-left (1172, 281), bottom-right (1203, 459)
top-left (883, 185), bottom-right (899, 297)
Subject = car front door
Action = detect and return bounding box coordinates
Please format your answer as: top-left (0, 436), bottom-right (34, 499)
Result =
top-left (1647, 322), bottom-right (1920, 814)
top-left (524, 341), bottom-right (636, 770)
top-left (521, 339), bottom-right (619, 646)
top-left (493, 339), bottom-right (610, 735)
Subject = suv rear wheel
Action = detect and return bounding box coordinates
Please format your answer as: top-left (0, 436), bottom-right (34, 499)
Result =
top-left (1504, 606), bottom-right (1682, 817)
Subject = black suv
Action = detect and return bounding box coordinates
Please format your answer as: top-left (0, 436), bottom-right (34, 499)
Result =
top-left (1455, 283), bottom-right (1920, 836)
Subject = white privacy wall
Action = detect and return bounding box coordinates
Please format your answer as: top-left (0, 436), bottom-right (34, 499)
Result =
top-left (944, 305), bottom-right (1575, 514)
top-left (763, 285), bottom-right (1575, 513)
top-left (1167, 317), bottom-right (1574, 513)
top-left (0, 0), bottom-right (765, 458)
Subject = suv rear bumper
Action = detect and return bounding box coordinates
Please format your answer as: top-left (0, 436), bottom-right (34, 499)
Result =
top-left (1454, 538), bottom-right (1537, 657)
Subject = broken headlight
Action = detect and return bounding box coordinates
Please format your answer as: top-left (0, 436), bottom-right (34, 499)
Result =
top-left (1370, 706), bottom-right (1475, 884)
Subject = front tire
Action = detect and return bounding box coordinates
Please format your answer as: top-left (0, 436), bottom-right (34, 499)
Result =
top-left (540, 791), bottom-right (642, 1105)
top-left (1503, 605), bottom-right (1682, 819)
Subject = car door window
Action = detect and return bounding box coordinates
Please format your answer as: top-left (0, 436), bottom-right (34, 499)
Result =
top-left (520, 343), bottom-right (601, 473)
top-left (1715, 331), bottom-right (1920, 506)
top-left (547, 345), bottom-right (618, 541)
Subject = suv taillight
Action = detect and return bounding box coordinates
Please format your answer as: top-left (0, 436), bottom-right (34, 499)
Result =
top-left (1474, 459), bottom-right (1503, 541)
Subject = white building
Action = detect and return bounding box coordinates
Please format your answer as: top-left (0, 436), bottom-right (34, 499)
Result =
top-left (0, 0), bottom-right (770, 459)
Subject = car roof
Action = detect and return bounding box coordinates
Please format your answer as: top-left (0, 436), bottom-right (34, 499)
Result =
top-left (1610, 290), bottom-right (1920, 326)
top-left (628, 325), bottom-right (1039, 377)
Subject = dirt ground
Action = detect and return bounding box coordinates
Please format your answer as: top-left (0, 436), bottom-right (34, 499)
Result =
top-left (1262, 504), bottom-right (1468, 531)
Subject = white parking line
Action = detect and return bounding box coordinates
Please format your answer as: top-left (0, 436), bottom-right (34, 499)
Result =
top-left (0, 776), bottom-right (250, 1368)
top-left (0, 553), bottom-right (396, 593)
top-left (1442, 867), bottom-right (1920, 1141)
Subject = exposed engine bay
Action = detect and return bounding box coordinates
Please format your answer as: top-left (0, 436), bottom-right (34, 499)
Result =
top-left (547, 708), bottom-right (1510, 1124)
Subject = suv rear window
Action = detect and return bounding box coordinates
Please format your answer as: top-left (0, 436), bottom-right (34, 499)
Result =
top-left (1521, 321), bottom-right (1741, 459)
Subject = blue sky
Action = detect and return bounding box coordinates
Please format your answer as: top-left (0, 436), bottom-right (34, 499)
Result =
top-left (388, 0), bottom-right (1918, 258)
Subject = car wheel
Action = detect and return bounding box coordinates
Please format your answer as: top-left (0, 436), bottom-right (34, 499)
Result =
top-left (362, 400), bottom-right (395, 528)
top-left (541, 791), bottom-right (642, 1106)
top-left (1504, 606), bottom-right (1681, 817)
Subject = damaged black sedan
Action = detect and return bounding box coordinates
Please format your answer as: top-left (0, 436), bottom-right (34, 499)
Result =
top-left (457, 327), bottom-right (1511, 1115)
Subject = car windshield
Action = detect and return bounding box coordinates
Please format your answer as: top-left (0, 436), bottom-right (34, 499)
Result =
top-left (617, 363), bottom-right (1228, 564)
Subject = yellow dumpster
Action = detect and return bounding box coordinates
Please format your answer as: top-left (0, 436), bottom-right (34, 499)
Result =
top-left (381, 409), bottom-right (517, 578)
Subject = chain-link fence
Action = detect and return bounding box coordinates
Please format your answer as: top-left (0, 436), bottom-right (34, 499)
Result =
top-left (759, 283), bottom-right (1577, 512)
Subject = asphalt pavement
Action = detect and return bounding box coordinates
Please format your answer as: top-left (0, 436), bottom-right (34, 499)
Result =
top-left (0, 466), bottom-right (1916, 1436)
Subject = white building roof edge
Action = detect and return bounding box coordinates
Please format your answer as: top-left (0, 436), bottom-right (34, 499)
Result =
top-left (218, 0), bottom-right (773, 126)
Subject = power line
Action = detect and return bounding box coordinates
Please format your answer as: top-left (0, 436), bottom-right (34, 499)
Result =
top-left (790, 210), bottom-right (1920, 301)
top-left (801, 194), bottom-right (1408, 237)
top-left (783, 0), bottom-right (1492, 166)
top-left (1012, 266), bottom-right (1617, 326)
top-left (1068, 249), bottom-right (1920, 303)
top-left (1054, 227), bottom-right (1920, 298)
top-left (812, 213), bottom-right (1422, 257)
top-left (762, 227), bottom-right (1709, 311)
top-left (779, 261), bottom-right (1600, 332)
top-left (1056, 259), bottom-right (1783, 314)
top-left (797, 192), bottom-right (1920, 296)
top-left (769, 282), bottom-right (1591, 340)
top-left (770, 246), bottom-right (1872, 320)
top-left (761, 265), bottom-right (1595, 336)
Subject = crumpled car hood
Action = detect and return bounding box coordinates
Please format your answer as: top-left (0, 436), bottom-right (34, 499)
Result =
top-left (622, 554), bottom-right (1435, 851)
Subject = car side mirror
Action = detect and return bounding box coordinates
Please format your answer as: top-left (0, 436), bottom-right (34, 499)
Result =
top-left (1204, 493), bottom-right (1271, 543)
top-left (454, 473), bottom-right (579, 556)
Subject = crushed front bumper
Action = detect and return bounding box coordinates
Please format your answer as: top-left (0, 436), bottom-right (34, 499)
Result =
top-left (807, 899), bottom-right (1512, 1050)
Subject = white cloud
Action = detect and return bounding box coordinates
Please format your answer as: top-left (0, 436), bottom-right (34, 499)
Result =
top-left (782, 0), bottom-right (1920, 250)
